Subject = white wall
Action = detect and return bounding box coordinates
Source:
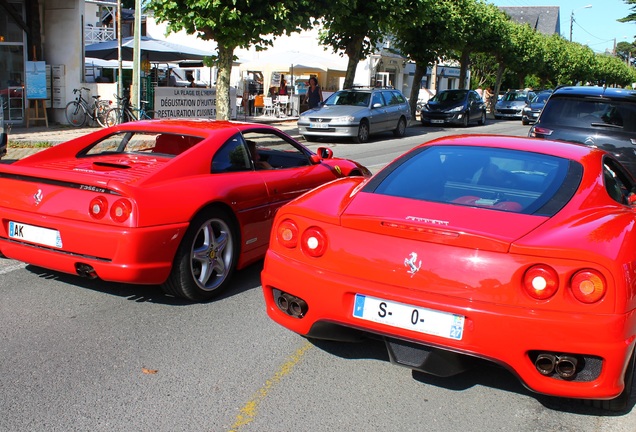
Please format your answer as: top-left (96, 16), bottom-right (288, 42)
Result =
top-left (43, 0), bottom-right (84, 124)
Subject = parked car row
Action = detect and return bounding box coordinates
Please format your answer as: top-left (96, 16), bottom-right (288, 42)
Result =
top-left (3, 84), bottom-right (636, 412)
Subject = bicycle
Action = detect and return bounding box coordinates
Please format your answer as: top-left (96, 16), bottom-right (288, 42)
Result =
top-left (65, 87), bottom-right (111, 127)
top-left (104, 92), bottom-right (156, 127)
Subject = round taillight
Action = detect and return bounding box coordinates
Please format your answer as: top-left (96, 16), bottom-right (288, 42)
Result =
top-left (110, 199), bottom-right (132, 223)
top-left (89, 196), bottom-right (108, 219)
top-left (301, 227), bottom-right (327, 257)
top-left (523, 265), bottom-right (559, 300)
top-left (571, 270), bottom-right (606, 303)
top-left (277, 219), bottom-right (298, 248)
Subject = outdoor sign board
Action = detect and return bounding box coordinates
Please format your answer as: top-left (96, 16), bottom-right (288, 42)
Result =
top-left (25, 61), bottom-right (47, 100)
top-left (153, 87), bottom-right (237, 120)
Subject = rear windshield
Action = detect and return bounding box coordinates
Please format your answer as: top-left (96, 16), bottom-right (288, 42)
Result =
top-left (539, 97), bottom-right (636, 132)
top-left (79, 132), bottom-right (204, 157)
top-left (363, 145), bottom-right (580, 216)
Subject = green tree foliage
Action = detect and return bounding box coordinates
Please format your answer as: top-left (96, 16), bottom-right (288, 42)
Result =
top-left (616, 41), bottom-right (636, 65)
top-left (389, 0), bottom-right (465, 115)
top-left (150, 0), bottom-right (316, 119)
top-left (318, 0), bottom-right (395, 89)
top-left (619, 0), bottom-right (636, 23)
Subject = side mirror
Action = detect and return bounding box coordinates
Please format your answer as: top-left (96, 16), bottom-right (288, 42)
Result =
top-left (317, 147), bottom-right (333, 159)
top-left (372, 103), bottom-right (383, 109)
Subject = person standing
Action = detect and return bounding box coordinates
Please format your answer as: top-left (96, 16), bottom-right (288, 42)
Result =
top-left (305, 77), bottom-right (323, 109)
top-left (279, 74), bottom-right (288, 95)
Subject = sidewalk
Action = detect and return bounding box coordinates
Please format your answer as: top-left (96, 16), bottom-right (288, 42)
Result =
top-left (4, 115), bottom-right (300, 161)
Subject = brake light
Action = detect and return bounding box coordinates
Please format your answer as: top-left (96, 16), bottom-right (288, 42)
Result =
top-left (277, 219), bottom-right (299, 248)
top-left (530, 126), bottom-right (553, 137)
top-left (570, 270), bottom-right (606, 303)
top-left (301, 227), bottom-right (327, 257)
top-left (89, 196), bottom-right (108, 219)
top-left (523, 265), bottom-right (559, 300)
top-left (110, 199), bottom-right (132, 223)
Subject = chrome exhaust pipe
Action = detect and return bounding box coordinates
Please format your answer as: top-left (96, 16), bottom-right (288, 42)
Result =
top-left (289, 298), bottom-right (308, 318)
top-left (535, 353), bottom-right (556, 375)
top-left (555, 355), bottom-right (578, 379)
top-left (75, 263), bottom-right (98, 279)
top-left (277, 293), bottom-right (290, 313)
top-left (274, 291), bottom-right (308, 318)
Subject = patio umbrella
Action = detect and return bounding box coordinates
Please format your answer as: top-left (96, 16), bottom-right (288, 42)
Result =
top-left (85, 36), bottom-right (213, 62)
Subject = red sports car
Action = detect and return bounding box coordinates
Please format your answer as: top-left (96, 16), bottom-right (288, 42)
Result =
top-left (0, 119), bottom-right (369, 301)
top-left (262, 134), bottom-right (636, 410)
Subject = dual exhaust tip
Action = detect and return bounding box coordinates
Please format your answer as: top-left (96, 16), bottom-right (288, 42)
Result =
top-left (535, 353), bottom-right (578, 379)
top-left (275, 291), bottom-right (308, 318)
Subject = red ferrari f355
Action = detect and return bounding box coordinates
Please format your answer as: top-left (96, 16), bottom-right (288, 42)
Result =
top-left (262, 134), bottom-right (636, 410)
top-left (0, 119), bottom-right (369, 301)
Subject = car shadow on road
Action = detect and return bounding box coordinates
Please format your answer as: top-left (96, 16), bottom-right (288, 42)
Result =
top-left (23, 259), bottom-right (266, 305)
top-left (310, 336), bottom-right (635, 416)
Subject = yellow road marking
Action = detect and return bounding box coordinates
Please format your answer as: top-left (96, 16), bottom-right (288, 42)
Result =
top-left (228, 341), bottom-right (313, 431)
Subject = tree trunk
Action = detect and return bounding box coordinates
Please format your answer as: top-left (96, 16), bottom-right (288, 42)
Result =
top-left (458, 49), bottom-right (470, 89)
top-left (216, 45), bottom-right (235, 120)
top-left (493, 62), bottom-right (506, 114)
top-left (343, 34), bottom-right (365, 89)
top-left (409, 63), bottom-right (426, 118)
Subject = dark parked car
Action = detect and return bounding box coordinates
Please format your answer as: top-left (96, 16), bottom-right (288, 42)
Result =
top-left (420, 89), bottom-right (486, 127)
top-left (521, 91), bottom-right (552, 125)
top-left (495, 89), bottom-right (536, 120)
top-left (529, 86), bottom-right (636, 177)
top-left (0, 102), bottom-right (7, 159)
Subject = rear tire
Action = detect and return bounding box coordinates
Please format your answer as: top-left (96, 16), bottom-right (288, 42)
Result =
top-left (65, 101), bottom-right (87, 127)
top-left (95, 101), bottom-right (110, 128)
top-left (143, 110), bottom-right (156, 120)
top-left (478, 111), bottom-right (486, 126)
top-left (104, 107), bottom-right (122, 127)
top-left (161, 207), bottom-right (239, 302)
top-left (353, 120), bottom-right (369, 143)
top-left (393, 117), bottom-right (407, 137)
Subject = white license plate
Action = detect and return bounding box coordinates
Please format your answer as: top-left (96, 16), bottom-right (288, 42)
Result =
top-left (431, 119), bottom-right (444, 124)
top-left (310, 122), bottom-right (330, 129)
top-left (353, 294), bottom-right (464, 340)
top-left (8, 221), bottom-right (63, 248)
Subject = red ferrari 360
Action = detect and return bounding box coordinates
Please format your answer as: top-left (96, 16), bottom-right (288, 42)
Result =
top-left (0, 119), bottom-right (369, 301)
top-left (262, 134), bottom-right (636, 410)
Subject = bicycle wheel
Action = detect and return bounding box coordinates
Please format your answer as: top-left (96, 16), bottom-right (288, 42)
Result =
top-left (142, 110), bottom-right (156, 120)
top-left (104, 107), bottom-right (122, 127)
top-left (65, 101), bottom-right (87, 127)
top-left (95, 101), bottom-right (111, 128)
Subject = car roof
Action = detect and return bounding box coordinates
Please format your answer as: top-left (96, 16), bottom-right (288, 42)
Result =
top-left (552, 86), bottom-right (636, 101)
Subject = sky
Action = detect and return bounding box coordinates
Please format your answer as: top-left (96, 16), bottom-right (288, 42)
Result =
top-left (490, 0), bottom-right (636, 53)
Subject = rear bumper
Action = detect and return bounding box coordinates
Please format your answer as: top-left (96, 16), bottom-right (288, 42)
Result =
top-left (0, 209), bottom-right (186, 284)
top-left (262, 250), bottom-right (636, 400)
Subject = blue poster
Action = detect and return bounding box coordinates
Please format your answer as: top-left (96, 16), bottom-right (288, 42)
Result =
top-left (25, 61), bottom-right (47, 100)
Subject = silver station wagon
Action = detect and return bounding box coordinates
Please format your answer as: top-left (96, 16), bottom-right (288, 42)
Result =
top-left (297, 87), bottom-right (411, 143)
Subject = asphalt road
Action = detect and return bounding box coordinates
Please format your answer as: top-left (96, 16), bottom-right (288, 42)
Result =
top-left (1, 119), bottom-right (635, 432)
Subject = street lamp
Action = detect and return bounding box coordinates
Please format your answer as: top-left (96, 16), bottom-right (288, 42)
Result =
top-left (570, 5), bottom-right (593, 42)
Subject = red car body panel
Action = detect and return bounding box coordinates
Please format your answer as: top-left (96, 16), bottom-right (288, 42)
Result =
top-left (261, 135), bottom-right (636, 402)
top-left (0, 119), bottom-right (368, 285)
